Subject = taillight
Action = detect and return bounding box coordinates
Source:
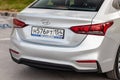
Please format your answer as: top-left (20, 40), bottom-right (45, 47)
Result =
top-left (70, 21), bottom-right (113, 36)
top-left (13, 18), bottom-right (27, 28)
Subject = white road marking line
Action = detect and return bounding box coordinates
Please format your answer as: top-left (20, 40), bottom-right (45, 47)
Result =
top-left (0, 38), bottom-right (10, 41)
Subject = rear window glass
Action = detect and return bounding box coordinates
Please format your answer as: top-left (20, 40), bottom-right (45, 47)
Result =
top-left (30, 0), bottom-right (104, 11)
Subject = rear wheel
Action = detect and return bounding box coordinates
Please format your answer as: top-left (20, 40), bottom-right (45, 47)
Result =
top-left (106, 47), bottom-right (120, 80)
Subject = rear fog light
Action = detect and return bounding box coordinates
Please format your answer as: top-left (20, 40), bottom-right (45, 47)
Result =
top-left (9, 49), bottom-right (19, 54)
top-left (76, 60), bottom-right (97, 63)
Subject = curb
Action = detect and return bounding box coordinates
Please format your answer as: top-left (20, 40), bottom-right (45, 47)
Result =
top-left (0, 11), bottom-right (17, 17)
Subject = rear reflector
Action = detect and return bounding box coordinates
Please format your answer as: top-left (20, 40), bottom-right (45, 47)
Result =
top-left (70, 21), bottom-right (113, 36)
top-left (9, 49), bottom-right (19, 54)
top-left (76, 60), bottom-right (97, 63)
top-left (13, 18), bottom-right (27, 28)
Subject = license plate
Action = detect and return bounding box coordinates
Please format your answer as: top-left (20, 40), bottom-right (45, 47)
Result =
top-left (31, 27), bottom-right (65, 39)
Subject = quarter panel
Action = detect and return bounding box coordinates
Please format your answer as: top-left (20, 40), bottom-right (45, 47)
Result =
top-left (92, 0), bottom-right (120, 72)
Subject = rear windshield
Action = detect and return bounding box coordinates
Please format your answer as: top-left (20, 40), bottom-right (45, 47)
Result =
top-left (30, 0), bottom-right (104, 11)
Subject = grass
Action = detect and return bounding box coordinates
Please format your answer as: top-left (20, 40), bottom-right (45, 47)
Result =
top-left (0, 0), bottom-right (34, 12)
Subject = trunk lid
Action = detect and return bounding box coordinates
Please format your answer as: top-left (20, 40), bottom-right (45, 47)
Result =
top-left (16, 8), bottom-right (97, 47)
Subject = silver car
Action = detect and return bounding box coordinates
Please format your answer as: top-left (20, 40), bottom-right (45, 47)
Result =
top-left (9, 0), bottom-right (120, 79)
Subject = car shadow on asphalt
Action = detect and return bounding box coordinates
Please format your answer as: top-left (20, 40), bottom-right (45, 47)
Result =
top-left (16, 66), bottom-right (111, 80)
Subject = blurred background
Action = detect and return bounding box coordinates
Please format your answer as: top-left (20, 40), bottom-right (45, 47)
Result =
top-left (0, 0), bottom-right (34, 12)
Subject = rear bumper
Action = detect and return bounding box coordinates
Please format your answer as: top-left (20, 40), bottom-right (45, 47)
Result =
top-left (10, 30), bottom-right (119, 73)
top-left (11, 55), bottom-right (101, 72)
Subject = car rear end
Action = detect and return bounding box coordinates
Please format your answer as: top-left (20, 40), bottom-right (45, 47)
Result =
top-left (10, 0), bottom-right (116, 73)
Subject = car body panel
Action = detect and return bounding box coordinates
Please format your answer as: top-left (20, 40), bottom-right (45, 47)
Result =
top-left (16, 9), bottom-right (97, 47)
top-left (10, 0), bottom-right (120, 73)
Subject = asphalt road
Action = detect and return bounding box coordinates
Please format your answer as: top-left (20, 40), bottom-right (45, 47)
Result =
top-left (0, 25), bottom-right (111, 80)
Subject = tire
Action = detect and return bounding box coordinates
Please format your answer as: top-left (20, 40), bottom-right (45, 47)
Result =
top-left (106, 47), bottom-right (120, 80)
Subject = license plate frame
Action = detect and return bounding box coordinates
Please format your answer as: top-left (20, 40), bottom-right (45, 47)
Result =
top-left (31, 26), bottom-right (65, 39)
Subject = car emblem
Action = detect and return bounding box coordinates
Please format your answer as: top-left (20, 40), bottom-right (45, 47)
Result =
top-left (41, 19), bottom-right (50, 25)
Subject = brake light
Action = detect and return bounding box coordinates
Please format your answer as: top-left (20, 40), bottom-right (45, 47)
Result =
top-left (70, 21), bottom-right (113, 36)
top-left (13, 18), bottom-right (27, 28)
